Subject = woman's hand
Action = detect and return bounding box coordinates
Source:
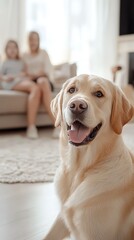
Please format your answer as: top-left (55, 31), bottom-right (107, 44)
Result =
top-left (3, 75), bottom-right (14, 82)
top-left (18, 72), bottom-right (26, 78)
top-left (37, 70), bottom-right (45, 76)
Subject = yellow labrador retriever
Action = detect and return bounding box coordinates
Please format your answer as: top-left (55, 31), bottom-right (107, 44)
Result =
top-left (44, 75), bottom-right (134, 240)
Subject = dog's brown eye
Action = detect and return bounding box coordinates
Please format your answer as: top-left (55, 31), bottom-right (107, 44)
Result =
top-left (94, 91), bottom-right (104, 98)
top-left (68, 87), bottom-right (76, 94)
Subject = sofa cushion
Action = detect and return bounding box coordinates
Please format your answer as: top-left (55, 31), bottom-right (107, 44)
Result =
top-left (54, 63), bottom-right (70, 79)
top-left (0, 90), bottom-right (56, 114)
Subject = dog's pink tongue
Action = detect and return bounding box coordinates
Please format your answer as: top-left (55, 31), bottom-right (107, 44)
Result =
top-left (68, 124), bottom-right (91, 143)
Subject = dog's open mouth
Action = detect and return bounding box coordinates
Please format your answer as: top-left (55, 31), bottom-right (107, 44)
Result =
top-left (67, 120), bottom-right (102, 146)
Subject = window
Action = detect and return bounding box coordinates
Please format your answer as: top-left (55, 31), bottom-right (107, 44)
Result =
top-left (26, 0), bottom-right (69, 64)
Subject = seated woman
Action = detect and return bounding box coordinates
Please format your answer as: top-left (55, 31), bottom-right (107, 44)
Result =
top-left (23, 31), bottom-right (55, 125)
top-left (0, 40), bottom-right (41, 139)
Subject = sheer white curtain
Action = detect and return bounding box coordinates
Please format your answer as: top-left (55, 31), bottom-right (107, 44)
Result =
top-left (65, 0), bottom-right (92, 74)
top-left (0, 0), bottom-right (25, 57)
top-left (65, 0), bottom-right (120, 78)
top-left (26, 0), bottom-right (69, 64)
top-left (89, 0), bottom-right (120, 79)
top-left (54, 0), bottom-right (119, 78)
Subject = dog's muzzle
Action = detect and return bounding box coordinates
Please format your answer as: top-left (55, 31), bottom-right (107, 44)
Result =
top-left (67, 99), bottom-right (102, 147)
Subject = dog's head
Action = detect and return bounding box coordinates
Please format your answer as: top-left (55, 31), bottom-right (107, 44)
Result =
top-left (51, 75), bottom-right (134, 147)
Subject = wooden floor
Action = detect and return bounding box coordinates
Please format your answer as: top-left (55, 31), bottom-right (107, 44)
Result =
top-left (0, 183), bottom-right (59, 240)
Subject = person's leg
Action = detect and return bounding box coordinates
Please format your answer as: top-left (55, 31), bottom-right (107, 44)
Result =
top-left (13, 80), bottom-right (41, 137)
top-left (37, 77), bottom-right (55, 124)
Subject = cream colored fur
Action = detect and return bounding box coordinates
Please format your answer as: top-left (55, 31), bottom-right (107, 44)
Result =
top-left (44, 75), bottom-right (134, 240)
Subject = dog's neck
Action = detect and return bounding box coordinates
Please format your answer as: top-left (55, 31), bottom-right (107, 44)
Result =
top-left (60, 127), bottom-right (132, 175)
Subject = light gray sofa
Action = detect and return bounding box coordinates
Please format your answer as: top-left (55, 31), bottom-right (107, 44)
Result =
top-left (0, 63), bottom-right (77, 129)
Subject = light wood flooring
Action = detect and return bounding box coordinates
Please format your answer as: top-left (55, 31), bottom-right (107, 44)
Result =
top-left (0, 183), bottom-right (59, 240)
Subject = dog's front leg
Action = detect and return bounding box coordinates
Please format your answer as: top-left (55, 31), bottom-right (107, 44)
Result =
top-left (43, 213), bottom-right (70, 240)
top-left (62, 178), bottom-right (106, 240)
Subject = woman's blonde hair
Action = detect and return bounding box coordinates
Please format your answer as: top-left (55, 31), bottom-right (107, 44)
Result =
top-left (5, 40), bottom-right (20, 59)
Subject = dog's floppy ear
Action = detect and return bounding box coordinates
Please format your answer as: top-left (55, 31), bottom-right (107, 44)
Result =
top-left (51, 89), bottom-right (64, 127)
top-left (51, 78), bottom-right (72, 127)
top-left (110, 85), bottom-right (134, 134)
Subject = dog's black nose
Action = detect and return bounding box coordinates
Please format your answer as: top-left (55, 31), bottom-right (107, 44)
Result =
top-left (69, 99), bottom-right (88, 114)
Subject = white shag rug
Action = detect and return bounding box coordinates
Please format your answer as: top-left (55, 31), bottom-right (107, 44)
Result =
top-left (0, 128), bottom-right (59, 183)
top-left (0, 124), bottom-right (134, 184)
